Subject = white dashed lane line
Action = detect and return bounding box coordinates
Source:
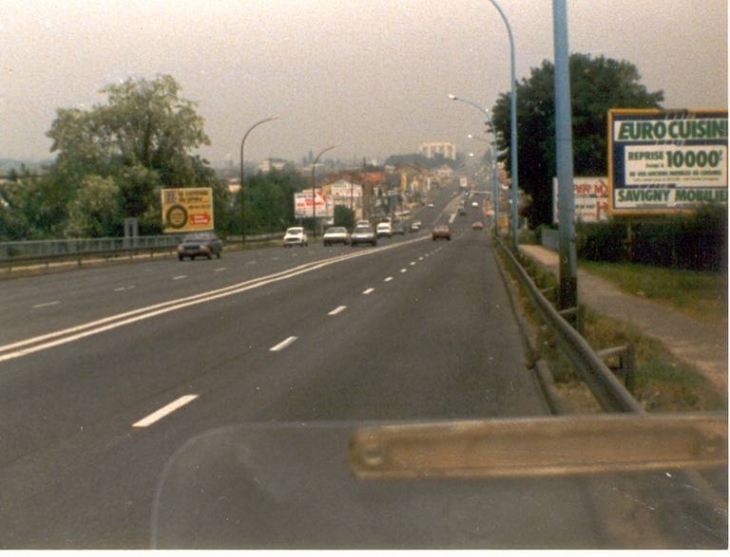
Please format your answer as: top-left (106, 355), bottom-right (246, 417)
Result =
top-left (384, 277), bottom-right (393, 282)
top-left (132, 394), bottom-right (198, 428)
top-left (328, 305), bottom-right (347, 316)
top-left (33, 301), bottom-right (60, 309)
top-left (363, 288), bottom-right (375, 295)
top-left (270, 336), bottom-right (298, 352)
top-left (172, 275), bottom-right (187, 281)
top-left (400, 269), bottom-right (407, 273)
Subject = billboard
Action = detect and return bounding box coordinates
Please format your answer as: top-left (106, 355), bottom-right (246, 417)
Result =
top-left (294, 190), bottom-right (332, 219)
top-left (608, 109), bottom-right (728, 214)
top-left (161, 187), bottom-right (214, 233)
top-left (553, 177), bottom-right (610, 223)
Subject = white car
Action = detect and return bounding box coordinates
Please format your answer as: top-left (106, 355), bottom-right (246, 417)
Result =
top-left (323, 226), bottom-right (350, 246)
top-left (283, 227), bottom-right (308, 247)
top-left (376, 222), bottom-right (392, 238)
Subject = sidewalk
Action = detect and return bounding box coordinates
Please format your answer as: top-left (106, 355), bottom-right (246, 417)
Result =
top-left (520, 245), bottom-right (728, 399)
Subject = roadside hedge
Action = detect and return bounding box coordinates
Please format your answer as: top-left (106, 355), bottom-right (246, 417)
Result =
top-left (574, 205), bottom-right (727, 271)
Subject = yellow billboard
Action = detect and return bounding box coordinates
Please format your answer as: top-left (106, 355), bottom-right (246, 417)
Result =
top-left (161, 188), bottom-right (215, 233)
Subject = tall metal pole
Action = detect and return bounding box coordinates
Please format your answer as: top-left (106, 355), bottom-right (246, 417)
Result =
top-left (450, 96), bottom-right (499, 233)
top-left (240, 116), bottom-right (279, 245)
top-left (486, 0), bottom-right (519, 249)
top-left (553, 0), bottom-right (578, 311)
top-left (310, 145), bottom-right (336, 238)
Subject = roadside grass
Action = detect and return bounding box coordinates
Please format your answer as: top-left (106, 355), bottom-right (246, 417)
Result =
top-left (500, 244), bottom-right (725, 413)
top-left (580, 261), bottom-right (727, 327)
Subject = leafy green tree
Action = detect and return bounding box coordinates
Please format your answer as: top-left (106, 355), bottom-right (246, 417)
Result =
top-left (66, 175), bottom-right (122, 237)
top-left (237, 168), bottom-right (307, 235)
top-left (334, 205), bottom-right (355, 229)
top-left (491, 53), bottom-right (664, 226)
top-left (40, 74), bottom-right (225, 237)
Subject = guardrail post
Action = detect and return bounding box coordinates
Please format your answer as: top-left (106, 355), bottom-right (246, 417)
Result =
top-left (597, 345), bottom-right (635, 395)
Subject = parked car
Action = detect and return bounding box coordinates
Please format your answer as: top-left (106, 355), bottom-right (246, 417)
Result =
top-left (350, 225), bottom-right (378, 247)
top-left (471, 201), bottom-right (479, 208)
top-left (472, 221), bottom-right (485, 230)
top-left (177, 231), bottom-right (223, 260)
top-left (410, 221), bottom-right (422, 232)
top-left (376, 222), bottom-right (393, 238)
top-left (356, 220), bottom-right (370, 227)
top-left (432, 224), bottom-right (451, 241)
top-left (323, 226), bottom-right (349, 246)
top-left (283, 227), bottom-right (308, 247)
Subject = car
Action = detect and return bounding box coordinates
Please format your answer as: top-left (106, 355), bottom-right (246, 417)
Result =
top-left (427, 202), bottom-right (435, 208)
top-left (376, 222), bottom-right (392, 238)
top-left (392, 223), bottom-right (407, 235)
top-left (283, 227), bottom-right (308, 247)
top-left (471, 201), bottom-right (479, 208)
top-left (355, 220), bottom-right (370, 227)
top-left (323, 226), bottom-right (349, 246)
top-left (350, 225), bottom-right (378, 247)
top-left (177, 231), bottom-right (223, 260)
top-left (472, 221), bottom-right (484, 230)
top-left (432, 224), bottom-right (451, 241)
top-left (410, 221), bottom-right (422, 232)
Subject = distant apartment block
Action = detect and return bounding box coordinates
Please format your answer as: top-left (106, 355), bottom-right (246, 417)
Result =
top-left (419, 141), bottom-right (456, 160)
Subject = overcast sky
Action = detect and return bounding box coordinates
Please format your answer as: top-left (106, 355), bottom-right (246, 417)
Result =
top-left (1, 0), bottom-right (727, 165)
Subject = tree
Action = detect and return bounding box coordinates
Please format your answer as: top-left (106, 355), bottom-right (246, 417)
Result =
top-left (491, 53), bottom-right (664, 227)
top-left (66, 175), bottom-right (122, 237)
top-left (41, 74), bottom-right (225, 237)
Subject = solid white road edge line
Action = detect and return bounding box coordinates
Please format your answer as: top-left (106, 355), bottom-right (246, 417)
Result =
top-left (133, 394), bottom-right (198, 428)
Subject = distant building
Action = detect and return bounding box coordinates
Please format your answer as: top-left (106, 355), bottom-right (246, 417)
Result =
top-left (419, 141), bottom-right (456, 160)
top-left (258, 158), bottom-right (288, 173)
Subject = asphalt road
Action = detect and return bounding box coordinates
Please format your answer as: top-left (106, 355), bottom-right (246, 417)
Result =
top-left (0, 189), bottom-right (725, 549)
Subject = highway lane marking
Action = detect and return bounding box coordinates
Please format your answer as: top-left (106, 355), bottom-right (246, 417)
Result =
top-left (384, 277), bottom-right (393, 282)
top-left (400, 269), bottom-right (408, 273)
top-left (33, 301), bottom-right (60, 309)
top-left (363, 287), bottom-right (375, 295)
top-left (328, 305), bottom-right (347, 316)
top-left (172, 275), bottom-right (187, 281)
top-left (113, 286), bottom-right (136, 292)
top-left (270, 336), bottom-right (298, 352)
top-left (133, 394), bottom-right (198, 428)
top-left (214, 267), bottom-right (227, 272)
top-left (410, 261), bottom-right (416, 266)
top-left (0, 236), bottom-right (430, 363)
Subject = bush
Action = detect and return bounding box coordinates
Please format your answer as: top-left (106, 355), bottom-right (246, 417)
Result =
top-left (575, 205), bottom-right (727, 271)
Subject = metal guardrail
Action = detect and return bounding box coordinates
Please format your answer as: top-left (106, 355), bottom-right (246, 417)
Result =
top-left (0, 233), bottom-right (282, 269)
top-left (495, 236), bottom-right (644, 414)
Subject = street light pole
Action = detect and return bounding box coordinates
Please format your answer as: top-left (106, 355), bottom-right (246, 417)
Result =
top-left (240, 116), bottom-right (279, 245)
top-left (450, 96), bottom-right (500, 233)
top-left (310, 145), bottom-right (336, 237)
top-left (553, 0), bottom-right (578, 311)
top-left (486, 0), bottom-right (520, 249)
top-left (469, 133), bottom-right (501, 232)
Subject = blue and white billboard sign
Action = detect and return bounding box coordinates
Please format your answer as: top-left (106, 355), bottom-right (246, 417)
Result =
top-left (608, 109), bottom-right (728, 214)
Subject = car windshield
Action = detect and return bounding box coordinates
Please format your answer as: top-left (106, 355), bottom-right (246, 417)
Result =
top-left (1, 0), bottom-right (726, 551)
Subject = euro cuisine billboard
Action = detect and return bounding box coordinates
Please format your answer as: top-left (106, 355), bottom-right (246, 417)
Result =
top-left (608, 109), bottom-right (728, 215)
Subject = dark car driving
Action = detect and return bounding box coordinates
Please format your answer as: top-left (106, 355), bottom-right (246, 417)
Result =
top-left (177, 231), bottom-right (223, 260)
